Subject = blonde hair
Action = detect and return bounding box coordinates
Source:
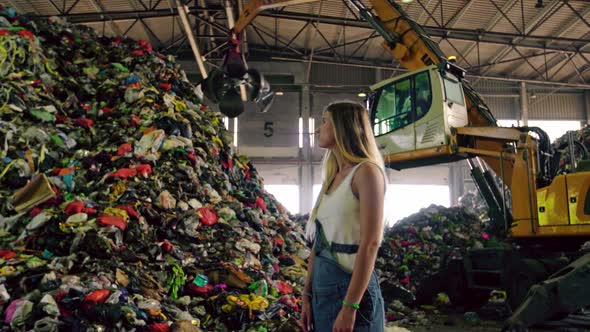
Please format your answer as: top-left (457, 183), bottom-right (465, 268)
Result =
top-left (305, 101), bottom-right (385, 241)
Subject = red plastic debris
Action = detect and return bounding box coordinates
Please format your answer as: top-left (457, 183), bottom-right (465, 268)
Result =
top-left (64, 201), bottom-right (84, 215)
top-left (29, 207), bottom-right (43, 217)
top-left (17, 30), bottom-right (35, 40)
top-left (115, 205), bottom-right (139, 219)
top-left (185, 150), bottom-right (197, 165)
top-left (148, 323), bottom-right (170, 332)
top-left (198, 208), bottom-right (218, 226)
top-left (0, 250), bottom-right (17, 260)
top-left (74, 118), bottom-right (94, 128)
top-left (131, 49), bottom-right (144, 57)
top-left (139, 40), bottom-right (153, 52)
top-left (117, 143), bottom-right (132, 156)
top-left (101, 106), bottom-right (115, 114)
top-left (82, 207), bottom-right (97, 215)
top-left (255, 197), bottom-right (267, 211)
top-left (97, 216), bottom-right (127, 231)
top-left (83, 289), bottom-right (110, 307)
top-left (0, 30), bottom-right (9, 36)
top-left (186, 283), bottom-right (214, 296)
top-left (108, 168), bottom-right (137, 179)
top-left (161, 240), bottom-right (174, 253)
top-left (130, 114), bottom-right (141, 127)
top-left (134, 164), bottom-right (152, 177)
top-left (274, 281), bottom-right (293, 295)
top-left (158, 82), bottom-right (172, 91)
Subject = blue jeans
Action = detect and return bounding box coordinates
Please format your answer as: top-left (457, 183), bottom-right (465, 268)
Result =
top-left (311, 253), bottom-right (385, 332)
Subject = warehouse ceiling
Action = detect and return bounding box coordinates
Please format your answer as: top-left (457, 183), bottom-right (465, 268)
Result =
top-left (2, 0), bottom-right (590, 87)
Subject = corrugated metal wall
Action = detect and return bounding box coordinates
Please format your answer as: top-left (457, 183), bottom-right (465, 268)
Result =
top-left (529, 94), bottom-right (586, 120)
top-left (481, 96), bottom-right (518, 119)
top-left (310, 63), bottom-right (375, 86)
top-left (473, 79), bottom-right (587, 121)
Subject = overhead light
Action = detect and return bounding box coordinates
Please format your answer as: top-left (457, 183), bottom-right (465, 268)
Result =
top-left (535, 0), bottom-right (544, 8)
top-left (401, 0), bottom-right (413, 3)
top-left (275, 89), bottom-right (284, 96)
top-left (530, 92), bottom-right (537, 99)
top-left (358, 91), bottom-right (367, 98)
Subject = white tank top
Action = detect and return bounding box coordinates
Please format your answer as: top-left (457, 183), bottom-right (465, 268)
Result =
top-left (316, 161), bottom-right (386, 273)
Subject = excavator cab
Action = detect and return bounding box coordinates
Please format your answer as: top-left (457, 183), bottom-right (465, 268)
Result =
top-left (369, 65), bottom-right (468, 168)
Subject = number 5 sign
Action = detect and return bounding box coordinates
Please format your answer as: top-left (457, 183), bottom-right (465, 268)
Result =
top-left (264, 121), bottom-right (274, 137)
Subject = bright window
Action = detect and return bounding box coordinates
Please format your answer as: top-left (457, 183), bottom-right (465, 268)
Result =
top-left (385, 185), bottom-right (450, 226)
top-left (526, 120), bottom-right (581, 142)
top-left (265, 185), bottom-right (300, 214)
top-left (497, 120), bottom-right (581, 143)
top-left (312, 184), bottom-right (322, 206)
top-left (313, 183), bottom-right (450, 226)
top-left (497, 119), bottom-right (519, 127)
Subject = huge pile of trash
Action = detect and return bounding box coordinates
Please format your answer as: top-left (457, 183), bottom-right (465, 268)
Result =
top-left (376, 204), bottom-right (501, 324)
top-left (0, 7), bottom-right (308, 331)
top-left (553, 124), bottom-right (590, 174)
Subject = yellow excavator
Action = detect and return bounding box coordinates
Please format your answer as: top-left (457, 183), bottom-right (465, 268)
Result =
top-left (219, 0), bottom-right (590, 329)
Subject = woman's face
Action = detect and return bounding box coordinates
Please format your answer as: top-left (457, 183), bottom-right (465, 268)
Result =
top-left (317, 111), bottom-right (336, 149)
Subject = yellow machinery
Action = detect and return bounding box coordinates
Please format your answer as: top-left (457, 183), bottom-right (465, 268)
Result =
top-left (229, 0), bottom-right (590, 327)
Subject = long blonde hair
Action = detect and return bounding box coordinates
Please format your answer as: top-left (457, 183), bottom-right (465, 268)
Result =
top-left (305, 101), bottom-right (385, 241)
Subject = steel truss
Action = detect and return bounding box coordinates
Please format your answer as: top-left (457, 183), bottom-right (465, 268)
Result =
top-left (23, 0), bottom-right (590, 87)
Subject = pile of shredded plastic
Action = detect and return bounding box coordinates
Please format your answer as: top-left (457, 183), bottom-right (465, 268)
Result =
top-left (0, 7), bottom-right (308, 331)
top-left (376, 204), bottom-right (502, 324)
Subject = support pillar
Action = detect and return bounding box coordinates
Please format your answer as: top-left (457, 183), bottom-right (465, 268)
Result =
top-left (449, 162), bottom-right (465, 205)
top-left (299, 86), bottom-right (314, 214)
top-left (584, 91), bottom-right (590, 126)
top-left (520, 81), bottom-right (529, 126)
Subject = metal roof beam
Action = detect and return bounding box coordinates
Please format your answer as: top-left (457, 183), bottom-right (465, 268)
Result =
top-left (479, 0), bottom-right (561, 76)
top-left (237, 48), bottom-right (590, 88)
top-left (458, 0), bottom-right (518, 59)
top-left (6, 0), bottom-right (35, 15)
top-left (446, 0), bottom-right (476, 28)
top-left (29, 6), bottom-right (224, 22)
top-left (254, 11), bottom-right (590, 54)
top-left (552, 5), bottom-right (590, 41)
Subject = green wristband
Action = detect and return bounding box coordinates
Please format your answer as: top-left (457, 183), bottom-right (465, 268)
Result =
top-left (342, 300), bottom-right (360, 310)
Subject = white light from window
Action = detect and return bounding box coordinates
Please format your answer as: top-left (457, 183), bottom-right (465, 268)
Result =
top-left (309, 118), bottom-right (315, 147)
top-left (233, 118), bottom-right (238, 147)
top-left (312, 183), bottom-right (450, 225)
top-left (299, 117), bottom-right (303, 148)
top-left (313, 184), bottom-right (322, 206)
top-left (265, 185), bottom-right (300, 213)
top-left (497, 119), bottom-right (520, 128)
top-left (385, 185), bottom-right (450, 226)
top-left (527, 120), bottom-right (581, 142)
top-left (223, 117), bottom-right (229, 130)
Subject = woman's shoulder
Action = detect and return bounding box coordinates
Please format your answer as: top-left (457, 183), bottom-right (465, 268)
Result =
top-left (351, 161), bottom-right (385, 194)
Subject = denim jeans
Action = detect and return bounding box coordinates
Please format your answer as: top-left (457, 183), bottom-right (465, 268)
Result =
top-left (311, 248), bottom-right (385, 331)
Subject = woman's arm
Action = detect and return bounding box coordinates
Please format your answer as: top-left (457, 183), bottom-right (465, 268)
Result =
top-left (343, 163), bottom-right (385, 311)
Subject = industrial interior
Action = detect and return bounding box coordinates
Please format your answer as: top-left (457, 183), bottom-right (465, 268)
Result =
top-left (0, 0), bottom-right (590, 331)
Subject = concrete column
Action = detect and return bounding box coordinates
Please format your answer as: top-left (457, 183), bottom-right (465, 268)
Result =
top-left (520, 81), bottom-right (529, 126)
top-left (375, 68), bottom-right (383, 83)
top-left (584, 91), bottom-right (590, 126)
top-left (448, 162), bottom-right (465, 205)
top-left (299, 86), bottom-right (314, 213)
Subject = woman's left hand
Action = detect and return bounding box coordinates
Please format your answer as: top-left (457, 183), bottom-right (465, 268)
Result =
top-left (332, 306), bottom-right (356, 332)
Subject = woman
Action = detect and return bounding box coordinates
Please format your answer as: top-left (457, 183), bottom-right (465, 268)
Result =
top-left (300, 101), bottom-right (386, 332)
